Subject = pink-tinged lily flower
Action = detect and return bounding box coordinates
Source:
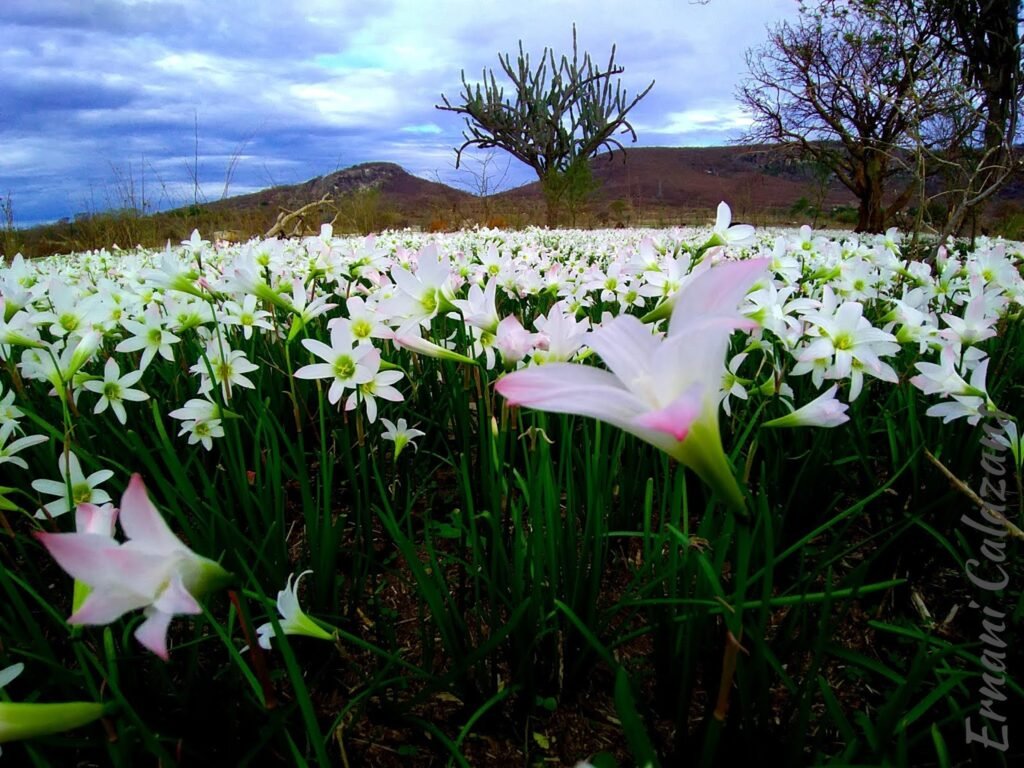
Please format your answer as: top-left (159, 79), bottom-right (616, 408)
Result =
top-left (762, 384), bottom-right (850, 429)
top-left (35, 474), bottom-right (231, 660)
top-left (495, 315), bottom-right (545, 368)
top-left (387, 325), bottom-right (477, 365)
top-left (495, 258), bottom-right (769, 512)
top-left (71, 502), bottom-right (119, 613)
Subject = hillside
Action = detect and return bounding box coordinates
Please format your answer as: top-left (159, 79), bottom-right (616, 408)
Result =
top-left (201, 146), bottom-right (864, 226)
top-left (205, 161), bottom-right (473, 219)
top-left (500, 145), bottom-right (859, 217)
top-left (10, 145), bottom-right (1023, 257)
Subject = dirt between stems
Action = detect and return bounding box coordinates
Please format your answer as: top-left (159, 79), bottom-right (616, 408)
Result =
top-left (247, 460), bottom-right (987, 767)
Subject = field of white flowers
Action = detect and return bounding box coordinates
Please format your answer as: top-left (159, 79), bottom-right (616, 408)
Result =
top-left (0, 205), bottom-right (1021, 766)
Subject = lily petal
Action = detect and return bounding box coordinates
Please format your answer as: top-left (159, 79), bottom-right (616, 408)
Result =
top-left (670, 257), bottom-right (770, 334)
top-left (300, 339), bottom-right (335, 363)
top-left (75, 503), bottom-right (117, 536)
top-left (727, 224), bottom-right (756, 244)
top-left (586, 315), bottom-right (661, 386)
top-left (119, 474), bottom-right (184, 554)
top-left (496, 363), bottom-right (647, 431)
top-left (715, 201), bottom-right (731, 231)
top-left (633, 384), bottom-right (702, 441)
top-left (134, 609), bottom-right (174, 660)
top-left (70, 585), bottom-right (151, 625)
top-left (154, 573), bottom-right (202, 616)
top-left (294, 363), bottom-right (335, 380)
top-left (34, 532), bottom-right (121, 585)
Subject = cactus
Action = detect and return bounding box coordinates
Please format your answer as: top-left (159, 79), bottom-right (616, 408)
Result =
top-left (437, 25), bottom-right (653, 226)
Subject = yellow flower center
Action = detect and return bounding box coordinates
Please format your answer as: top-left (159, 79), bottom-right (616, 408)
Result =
top-left (333, 355), bottom-right (355, 380)
top-left (72, 483), bottom-right (92, 505)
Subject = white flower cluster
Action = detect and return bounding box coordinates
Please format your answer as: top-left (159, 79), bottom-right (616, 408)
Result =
top-left (0, 213), bottom-right (1019, 482)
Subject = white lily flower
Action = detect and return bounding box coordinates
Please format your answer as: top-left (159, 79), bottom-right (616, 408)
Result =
top-left (31, 451), bottom-right (114, 520)
top-left (763, 384), bottom-right (850, 429)
top-left (190, 342), bottom-right (259, 401)
top-left (83, 357), bottom-right (149, 424)
top-left (380, 417), bottom-right (425, 459)
top-left (256, 570), bottom-right (333, 650)
top-left (221, 294), bottom-right (274, 340)
top-left (531, 301), bottom-right (590, 364)
top-left (710, 201), bottom-right (756, 248)
top-left (294, 318), bottom-right (377, 405)
top-left (0, 423), bottom-right (47, 470)
top-left (344, 348), bottom-right (404, 423)
top-left (115, 308), bottom-right (180, 372)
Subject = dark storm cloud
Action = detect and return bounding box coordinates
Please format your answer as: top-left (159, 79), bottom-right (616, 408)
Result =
top-left (0, 75), bottom-right (136, 121)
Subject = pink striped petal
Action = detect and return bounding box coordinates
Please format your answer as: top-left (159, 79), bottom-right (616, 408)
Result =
top-left (75, 503), bottom-right (117, 536)
top-left (632, 385), bottom-right (702, 441)
top-left (495, 363), bottom-right (647, 430)
top-left (118, 474), bottom-right (183, 554)
top-left (670, 258), bottom-right (770, 334)
top-left (134, 609), bottom-right (174, 660)
top-left (34, 531), bottom-right (121, 585)
top-left (70, 586), bottom-right (150, 625)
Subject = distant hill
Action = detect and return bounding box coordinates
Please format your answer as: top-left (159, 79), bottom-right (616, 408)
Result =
top-left (202, 145), bottom-right (869, 226)
top-left (11, 145), bottom-right (1023, 258)
top-left (205, 161), bottom-right (473, 218)
top-left (498, 145), bottom-right (860, 217)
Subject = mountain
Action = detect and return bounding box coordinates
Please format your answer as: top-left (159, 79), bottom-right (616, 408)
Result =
top-left (202, 146), bottom-right (865, 226)
top-left (498, 145), bottom-right (859, 215)
top-left (206, 161), bottom-right (473, 217)
top-left (13, 146), bottom-right (1023, 258)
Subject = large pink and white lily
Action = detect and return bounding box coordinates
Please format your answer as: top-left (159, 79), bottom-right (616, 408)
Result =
top-left (35, 474), bottom-right (231, 660)
top-left (495, 258), bottom-right (769, 512)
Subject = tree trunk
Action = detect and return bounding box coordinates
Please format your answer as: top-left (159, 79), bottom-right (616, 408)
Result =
top-left (856, 197), bottom-right (886, 233)
top-left (544, 195), bottom-right (559, 228)
top-left (541, 170), bottom-right (562, 228)
top-left (854, 153), bottom-right (888, 233)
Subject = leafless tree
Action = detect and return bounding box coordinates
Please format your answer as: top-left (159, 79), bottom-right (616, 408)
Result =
top-left (447, 149), bottom-right (512, 218)
top-left (742, 0), bottom-right (1023, 238)
top-left (914, 0), bottom-right (1022, 239)
top-left (738, 2), bottom-right (951, 232)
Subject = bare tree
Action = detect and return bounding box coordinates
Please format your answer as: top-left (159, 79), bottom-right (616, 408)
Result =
top-left (917, 0), bottom-right (1023, 239)
top-left (437, 26), bottom-right (653, 226)
top-left (738, 3), bottom-right (950, 232)
top-left (2, 192), bottom-right (21, 261)
top-left (446, 149), bottom-right (512, 219)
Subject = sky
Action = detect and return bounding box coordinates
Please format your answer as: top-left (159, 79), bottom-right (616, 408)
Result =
top-left (1, 0), bottom-right (802, 227)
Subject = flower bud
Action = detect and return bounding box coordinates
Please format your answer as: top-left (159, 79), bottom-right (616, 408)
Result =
top-left (0, 701), bottom-right (107, 744)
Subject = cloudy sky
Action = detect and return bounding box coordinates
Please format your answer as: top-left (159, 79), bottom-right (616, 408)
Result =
top-left (2, 0), bottom-right (801, 226)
